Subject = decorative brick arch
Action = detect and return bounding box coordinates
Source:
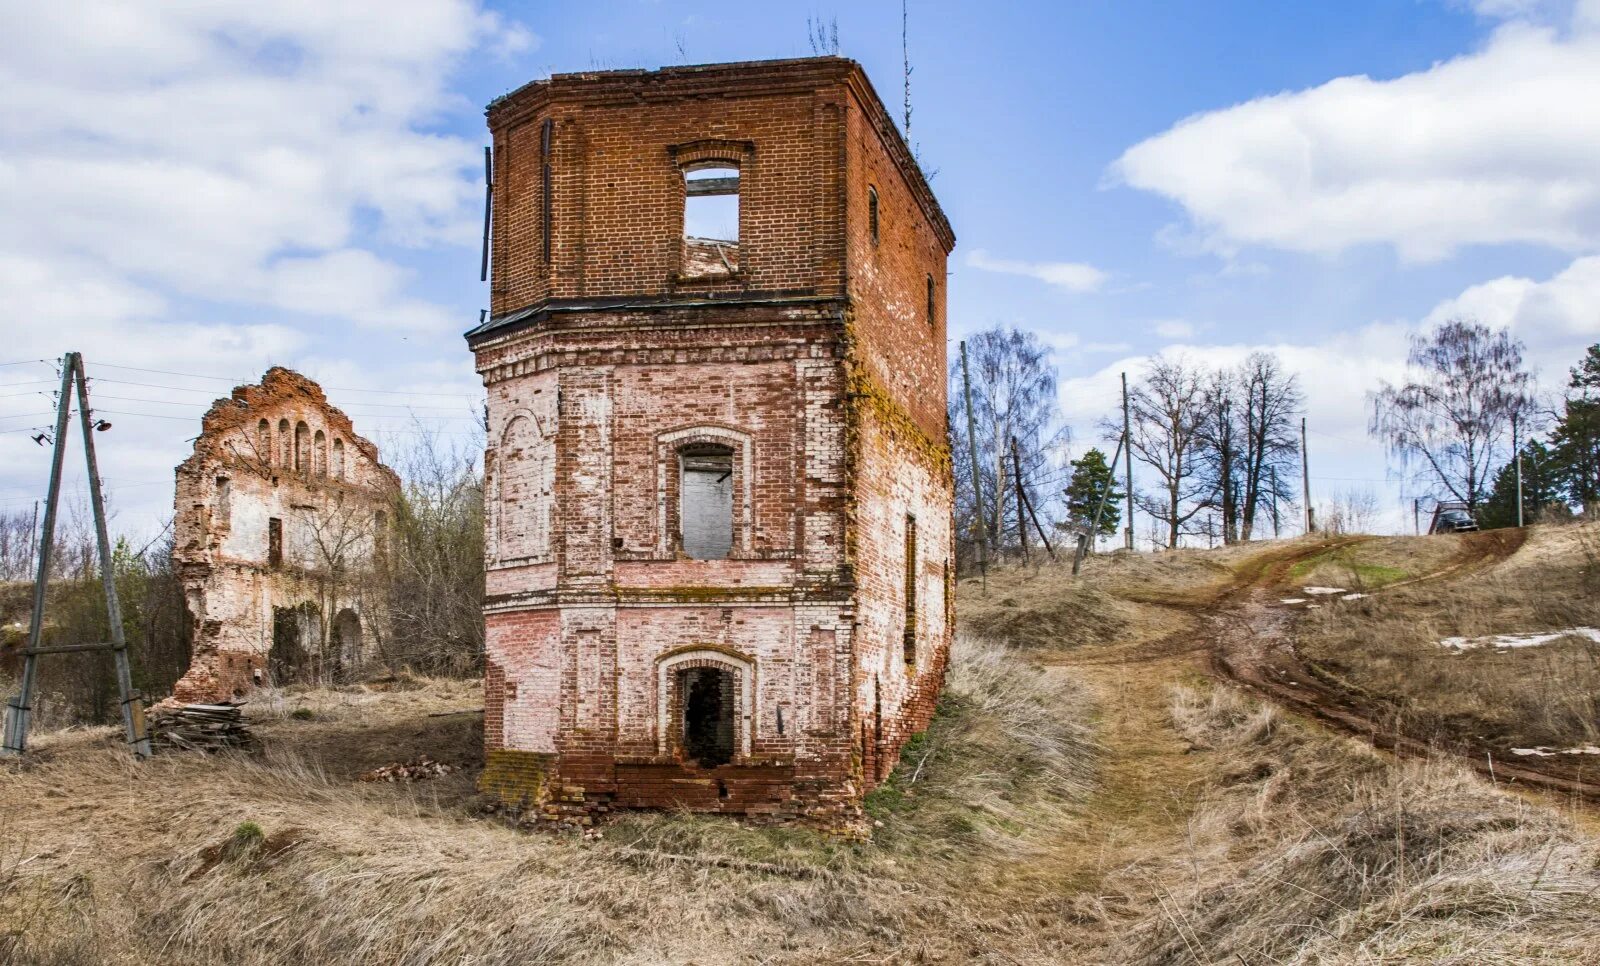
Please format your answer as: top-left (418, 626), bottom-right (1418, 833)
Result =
top-left (495, 408), bottom-right (555, 564)
top-left (668, 138), bottom-right (754, 169)
top-left (655, 646), bottom-right (755, 759)
top-left (655, 424), bottom-right (753, 556)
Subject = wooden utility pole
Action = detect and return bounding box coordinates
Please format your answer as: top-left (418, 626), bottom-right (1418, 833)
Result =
top-left (1219, 398), bottom-right (1234, 544)
top-left (1413, 497), bottom-right (1421, 536)
top-left (1, 353), bottom-right (150, 759)
top-left (1270, 465), bottom-right (1281, 538)
top-left (1512, 411), bottom-right (1524, 527)
top-left (1010, 436), bottom-right (1030, 563)
top-left (1300, 417), bottom-right (1313, 535)
top-left (959, 341), bottom-right (988, 584)
top-left (1122, 372), bottom-right (1134, 550)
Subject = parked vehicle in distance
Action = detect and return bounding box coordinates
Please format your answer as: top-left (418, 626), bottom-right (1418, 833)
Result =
top-left (1428, 501), bottom-right (1479, 534)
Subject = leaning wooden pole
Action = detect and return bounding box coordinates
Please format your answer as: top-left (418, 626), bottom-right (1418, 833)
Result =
top-left (1, 356), bottom-right (75, 757)
top-left (1073, 432), bottom-right (1125, 576)
top-left (73, 355), bottom-right (151, 758)
top-left (2, 352), bottom-right (150, 759)
top-left (1010, 436), bottom-right (1030, 563)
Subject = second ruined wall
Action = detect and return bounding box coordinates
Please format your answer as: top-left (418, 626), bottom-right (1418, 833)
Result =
top-left (172, 369), bottom-right (398, 702)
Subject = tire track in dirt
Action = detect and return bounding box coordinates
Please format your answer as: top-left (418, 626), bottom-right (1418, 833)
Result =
top-left (1203, 530), bottom-right (1600, 806)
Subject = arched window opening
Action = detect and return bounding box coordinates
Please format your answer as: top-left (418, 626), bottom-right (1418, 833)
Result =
top-left (294, 421), bottom-right (310, 474)
top-left (278, 419), bottom-right (291, 467)
top-left (498, 415), bottom-right (552, 562)
top-left (680, 444), bottom-right (733, 560)
top-left (257, 419), bottom-right (271, 463)
top-left (332, 438), bottom-right (346, 480)
top-left (678, 665), bottom-right (736, 768)
top-left (868, 186), bottom-right (880, 245)
top-left (903, 514), bottom-right (918, 665)
top-left (683, 164), bottom-right (740, 276)
top-left (313, 429), bottom-right (327, 477)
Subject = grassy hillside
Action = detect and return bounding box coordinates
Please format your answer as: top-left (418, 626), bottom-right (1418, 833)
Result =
top-left (4, 532), bottom-right (1599, 963)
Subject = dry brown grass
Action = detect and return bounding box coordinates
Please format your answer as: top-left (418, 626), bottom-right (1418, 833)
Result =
top-left (8, 535), bottom-right (1600, 963)
top-left (1296, 523), bottom-right (1600, 750)
top-left (0, 637), bottom-right (1102, 965)
top-left (1118, 684), bottom-right (1600, 964)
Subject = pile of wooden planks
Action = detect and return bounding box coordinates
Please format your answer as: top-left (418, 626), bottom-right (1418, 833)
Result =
top-left (149, 702), bottom-right (254, 753)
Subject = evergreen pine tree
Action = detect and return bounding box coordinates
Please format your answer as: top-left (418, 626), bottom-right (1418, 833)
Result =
top-left (1479, 440), bottom-right (1561, 529)
top-left (1551, 344), bottom-right (1600, 512)
top-left (1065, 448), bottom-right (1123, 537)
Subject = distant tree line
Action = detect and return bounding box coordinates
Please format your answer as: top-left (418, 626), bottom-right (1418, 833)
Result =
top-left (950, 325), bottom-right (1305, 566)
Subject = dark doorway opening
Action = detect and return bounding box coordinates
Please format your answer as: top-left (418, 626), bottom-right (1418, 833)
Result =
top-left (331, 608), bottom-right (361, 680)
top-left (269, 603), bottom-right (321, 685)
top-left (678, 666), bottom-right (736, 767)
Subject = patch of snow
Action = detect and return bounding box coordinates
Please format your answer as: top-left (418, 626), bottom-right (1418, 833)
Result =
top-left (1440, 627), bottom-right (1600, 651)
top-left (1511, 745), bottom-right (1600, 757)
top-left (1280, 598), bottom-right (1307, 605)
top-left (1305, 603), bottom-right (1322, 609)
top-left (1340, 593), bottom-right (1370, 601)
top-left (1302, 586), bottom-right (1346, 595)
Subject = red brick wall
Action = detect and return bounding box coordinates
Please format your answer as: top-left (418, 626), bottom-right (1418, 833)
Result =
top-left (472, 58), bottom-right (954, 826)
top-left (489, 60), bottom-right (857, 315)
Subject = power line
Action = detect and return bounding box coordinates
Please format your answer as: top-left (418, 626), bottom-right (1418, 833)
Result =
top-left (83, 391), bottom-right (476, 418)
top-left (85, 360), bottom-right (480, 399)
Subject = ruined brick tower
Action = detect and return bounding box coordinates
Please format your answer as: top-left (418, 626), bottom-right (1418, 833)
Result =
top-left (467, 57), bottom-right (955, 822)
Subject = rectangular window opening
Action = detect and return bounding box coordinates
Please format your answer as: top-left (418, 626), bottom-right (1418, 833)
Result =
top-left (681, 445), bottom-right (734, 560)
top-left (683, 166), bottom-right (740, 276)
top-left (267, 517), bottom-right (283, 568)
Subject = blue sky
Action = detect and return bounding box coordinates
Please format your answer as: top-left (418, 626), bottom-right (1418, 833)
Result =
top-left (3, 0), bottom-right (1598, 544)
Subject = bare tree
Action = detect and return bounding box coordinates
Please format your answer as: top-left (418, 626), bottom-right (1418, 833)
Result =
top-left (1196, 368), bottom-right (1242, 544)
top-left (1370, 319), bottom-right (1533, 512)
top-left (1121, 358), bottom-right (1210, 549)
top-left (949, 326), bottom-right (1067, 563)
top-left (1237, 352), bottom-right (1302, 540)
top-left (1317, 488), bottom-right (1380, 535)
top-left (378, 425), bottom-right (485, 676)
top-left (0, 508), bottom-right (37, 581)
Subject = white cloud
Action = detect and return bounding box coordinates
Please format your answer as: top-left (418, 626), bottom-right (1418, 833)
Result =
top-left (1424, 254), bottom-right (1600, 348)
top-left (0, 1), bottom-right (523, 332)
top-left (0, 2), bottom-right (520, 533)
top-left (1111, 12), bottom-right (1600, 262)
top-left (1153, 319), bottom-right (1197, 340)
top-left (966, 249), bottom-right (1108, 292)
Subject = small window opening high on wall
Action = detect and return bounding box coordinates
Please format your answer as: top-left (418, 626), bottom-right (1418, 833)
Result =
top-left (683, 165), bottom-right (739, 275)
top-left (680, 444), bottom-right (733, 560)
